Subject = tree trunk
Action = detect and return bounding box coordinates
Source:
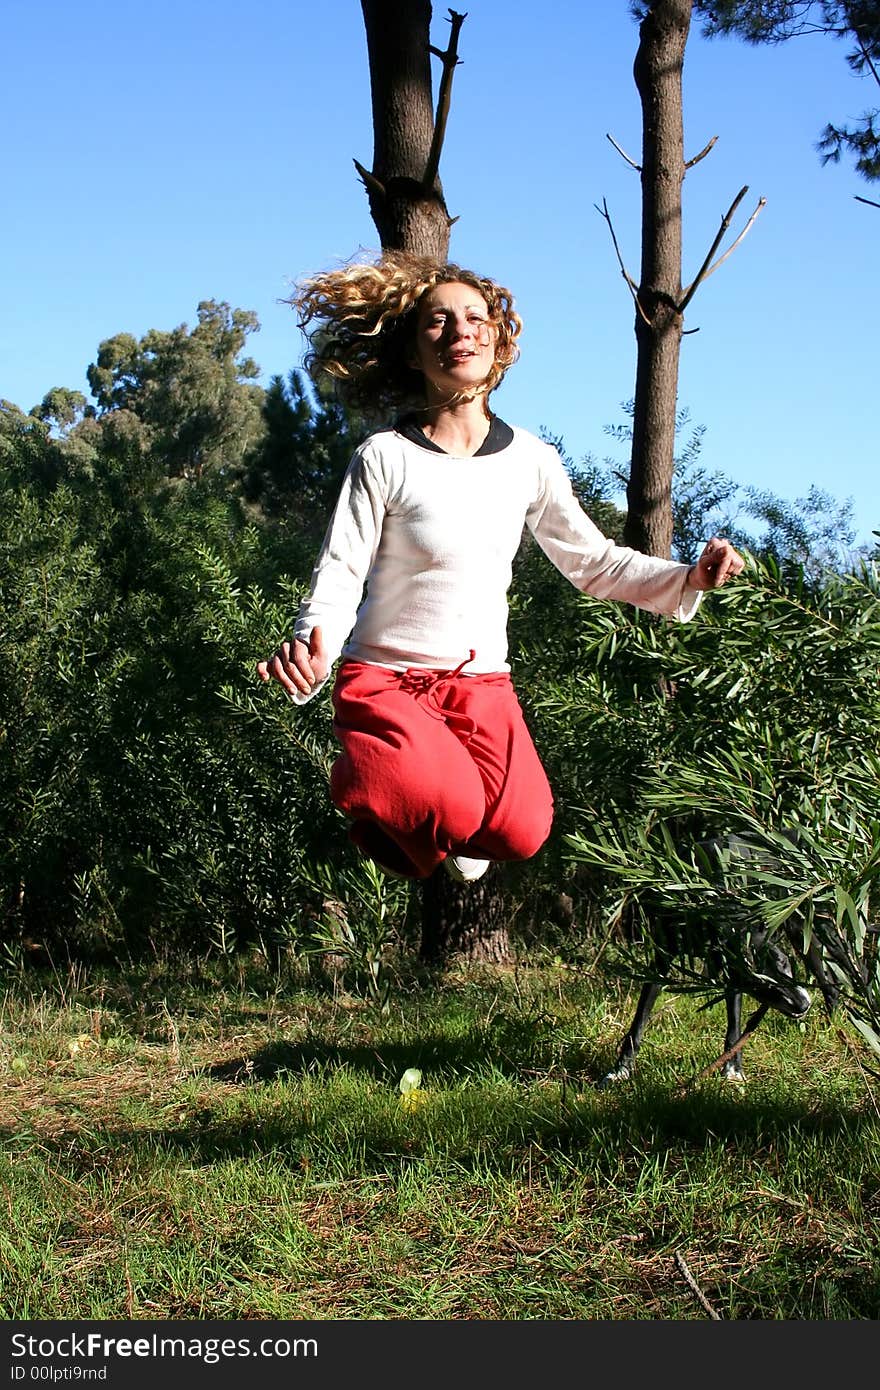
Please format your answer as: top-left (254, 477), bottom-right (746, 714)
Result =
top-left (625, 0), bottom-right (692, 558)
top-left (419, 864), bottom-right (511, 964)
top-left (357, 2), bottom-right (511, 964)
top-left (359, 0), bottom-right (453, 258)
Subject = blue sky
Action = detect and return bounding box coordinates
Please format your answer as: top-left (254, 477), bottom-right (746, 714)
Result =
top-left (3, 1), bottom-right (877, 549)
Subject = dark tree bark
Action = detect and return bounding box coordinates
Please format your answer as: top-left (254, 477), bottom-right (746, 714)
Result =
top-left (358, 0), bottom-right (456, 258)
top-left (356, 3), bottom-right (511, 964)
top-left (625, 0), bottom-right (693, 558)
top-left (420, 865), bottom-right (512, 965)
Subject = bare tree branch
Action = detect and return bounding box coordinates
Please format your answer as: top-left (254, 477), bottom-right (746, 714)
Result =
top-left (679, 185), bottom-right (748, 310)
top-left (606, 131), bottom-right (641, 171)
top-left (595, 198), bottom-right (653, 326)
top-left (688, 195), bottom-right (767, 300)
top-left (424, 9), bottom-right (467, 191)
top-left (353, 157), bottom-right (387, 201)
top-left (679, 186), bottom-right (766, 313)
top-left (685, 133), bottom-right (718, 169)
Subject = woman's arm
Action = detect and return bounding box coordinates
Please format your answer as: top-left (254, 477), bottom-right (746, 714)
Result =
top-left (257, 445), bottom-right (388, 703)
top-left (526, 446), bottom-right (742, 620)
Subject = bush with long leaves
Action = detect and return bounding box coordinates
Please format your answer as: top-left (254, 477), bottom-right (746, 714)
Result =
top-left (552, 554), bottom-right (880, 1051)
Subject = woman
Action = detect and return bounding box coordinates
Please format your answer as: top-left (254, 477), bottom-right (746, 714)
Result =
top-left (257, 251), bottom-right (744, 882)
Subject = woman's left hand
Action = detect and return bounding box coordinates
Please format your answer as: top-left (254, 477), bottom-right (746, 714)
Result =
top-left (686, 537), bottom-right (745, 590)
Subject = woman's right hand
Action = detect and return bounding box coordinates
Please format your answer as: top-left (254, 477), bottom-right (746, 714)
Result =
top-left (257, 626), bottom-right (328, 698)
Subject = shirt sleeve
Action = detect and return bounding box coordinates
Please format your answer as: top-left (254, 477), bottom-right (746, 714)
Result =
top-left (288, 445), bottom-right (389, 704)
top-left (525, 443), bottom-right (702, 622)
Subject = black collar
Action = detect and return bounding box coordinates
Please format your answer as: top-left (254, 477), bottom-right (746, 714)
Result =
top-left (394, 414), bottom-right (514, 456)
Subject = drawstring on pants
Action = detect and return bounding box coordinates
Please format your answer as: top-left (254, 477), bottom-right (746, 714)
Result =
top-left (398, 649), bottom-right (478, 742)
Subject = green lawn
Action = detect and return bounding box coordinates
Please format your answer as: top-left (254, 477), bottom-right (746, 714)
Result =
top-left (2, 953), bottom-right (878, 1320)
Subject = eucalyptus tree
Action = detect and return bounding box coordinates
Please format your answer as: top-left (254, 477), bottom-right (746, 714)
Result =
top-left (87, 299), bottom-right (265, 482)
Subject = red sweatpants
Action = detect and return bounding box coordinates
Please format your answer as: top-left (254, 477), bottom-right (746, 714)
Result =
top-left (330, 659), bottom-right (554, 879)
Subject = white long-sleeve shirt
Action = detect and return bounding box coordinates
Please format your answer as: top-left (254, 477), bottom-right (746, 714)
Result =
top-left (291, 423), bottom-right (701, 703)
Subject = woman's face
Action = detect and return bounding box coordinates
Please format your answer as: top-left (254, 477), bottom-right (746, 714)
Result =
top-left (410, 281), bottom-right (498, 404)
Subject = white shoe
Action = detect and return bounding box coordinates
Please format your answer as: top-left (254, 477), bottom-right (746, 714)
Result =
top-left (443, 854), bottom-right (491, 883)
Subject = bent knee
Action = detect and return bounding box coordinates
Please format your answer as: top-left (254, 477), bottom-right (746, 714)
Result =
top-left (476, 796), bottom-right (554, 863)
top-left (503, 815), bottom-right (553, 863)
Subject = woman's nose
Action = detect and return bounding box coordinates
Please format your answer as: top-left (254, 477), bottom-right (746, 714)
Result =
top-left (448, 315), bottom-right (473, 341)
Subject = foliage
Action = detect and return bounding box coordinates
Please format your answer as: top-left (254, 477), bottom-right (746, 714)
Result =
top-left (295, 855), bottom-right (412, 1008)
top-left (601, 403), bottom-right (862, 574)
top-left (241, 370), bottom-right (360, 537)
top-left (557, 554), bottom-right (880, 1049)
top-left (85, 299), bottom-right (266, 480)
top-left (696, 1), bottom-right (880, 181)
top-left (0, 422), bottom-right (334, 959)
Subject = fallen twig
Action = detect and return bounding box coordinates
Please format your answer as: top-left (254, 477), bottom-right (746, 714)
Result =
top-left (676, 1001), bottom-right (769, 1097)
top-left (674, 1250), bottom-right (722, 1320)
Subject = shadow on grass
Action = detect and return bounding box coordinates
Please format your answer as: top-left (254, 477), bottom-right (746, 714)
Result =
top-left (203, 1017), bottom-right (576, 1086)
top-left (6, 964), bottom-right (875, 1190)
top-left (11, 1066), bottom-right (876, 1185)
top-left (198, 1005), bottom-right (844, 1103)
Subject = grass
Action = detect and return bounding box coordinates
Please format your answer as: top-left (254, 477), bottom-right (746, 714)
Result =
top-left (1, 949), bottom-right (879, 1320)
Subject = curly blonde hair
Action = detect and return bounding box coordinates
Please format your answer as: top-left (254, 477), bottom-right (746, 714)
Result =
top-left (288, 250), bottom-right (522, 416)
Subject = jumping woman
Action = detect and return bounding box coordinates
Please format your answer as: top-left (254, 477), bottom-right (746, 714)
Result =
top-left (257, 251), bottom-right (744, 882)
